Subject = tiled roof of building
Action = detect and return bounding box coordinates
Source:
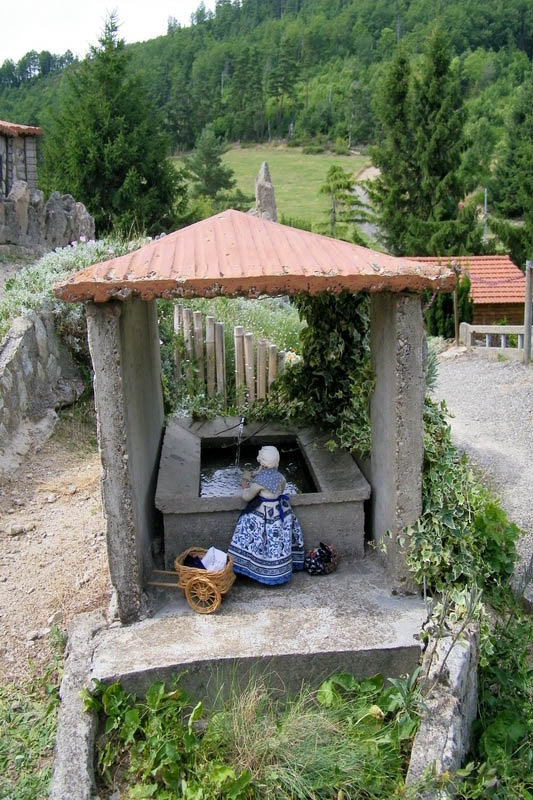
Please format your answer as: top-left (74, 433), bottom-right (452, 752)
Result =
top-left (55, 209), bottom-right (455, 303)
top-left (0, 120), bottom-right (42, 137)
top-left (413, 255), bottom-right (526, 304)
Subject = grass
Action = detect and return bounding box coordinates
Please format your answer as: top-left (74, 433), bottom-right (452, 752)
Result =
top-left (87, 671), bottom-right (423, 799)
top-left (173, 144), bottom-right (369, 227)
top-left (0, 639), bottom-right (63, 800)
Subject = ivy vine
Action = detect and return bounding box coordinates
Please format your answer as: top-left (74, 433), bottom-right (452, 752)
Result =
top-left (252, 291), bottom-right (374, 457)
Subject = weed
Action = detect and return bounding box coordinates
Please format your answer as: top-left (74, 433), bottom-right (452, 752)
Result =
top-left (89, 671), bottom-right (423, 799)
top-left (0, 642), bottom-right (63, 800)
top-left (453, 608), bottom-right (533, 799)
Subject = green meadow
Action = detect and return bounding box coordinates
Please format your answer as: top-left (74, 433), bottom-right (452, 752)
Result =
top-left (174, 144), bottom-right (369, 227)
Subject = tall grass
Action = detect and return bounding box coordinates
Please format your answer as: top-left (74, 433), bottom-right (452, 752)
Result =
top-left (203, 674), bottom-right (419, 798)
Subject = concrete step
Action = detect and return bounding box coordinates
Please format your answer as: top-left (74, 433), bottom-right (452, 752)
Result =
top-left (90, 553), bottom-right (427, 700)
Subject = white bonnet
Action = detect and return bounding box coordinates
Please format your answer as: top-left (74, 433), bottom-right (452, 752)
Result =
top-left (257, 445), bottom-right (280, 469)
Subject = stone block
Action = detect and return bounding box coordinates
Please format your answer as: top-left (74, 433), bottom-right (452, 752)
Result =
top-left (7, 180), bottom-right (30, 240)
top-left (1, 368), bottom-right (13, 393)
top-left (32, 313), bottom-right (49, 362)
top-left (46, 353), bottom-right (58, 383)
top-left (16, 368), bottom-right (28, 413)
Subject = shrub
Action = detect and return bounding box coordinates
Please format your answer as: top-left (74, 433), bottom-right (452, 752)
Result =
top-left (404, 397), bottom-right (520, 594)
top-left (0, 237), bottom-right (147, 360)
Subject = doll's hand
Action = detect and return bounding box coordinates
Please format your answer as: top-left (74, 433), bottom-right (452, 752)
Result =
top-left (240, 478), bottom-right (250, 488)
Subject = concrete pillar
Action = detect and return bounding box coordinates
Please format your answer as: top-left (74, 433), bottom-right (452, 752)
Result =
top-left (370, 293), bottom-right (424, 589)
top-left (86, 297), bottom-right (164, 623)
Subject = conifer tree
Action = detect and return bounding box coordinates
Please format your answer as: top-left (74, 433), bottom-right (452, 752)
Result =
top-left (319, 165), bottom-right (367, 242)
top-left (369, 31), bottom-right (481, 256)
top-left (42, 15), bottom-right (184, 236)
top-left (489, 78), bottom-right (533, 267)
top-left (185, 124), bottom-right (235, 198)
top-left (366, 45), bottom-right (415, 255)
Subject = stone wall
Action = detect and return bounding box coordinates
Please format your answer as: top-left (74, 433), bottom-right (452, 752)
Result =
top-left (0, 180), bottom-right (94, 251)
top-left (0, 309), bottom-right (84, 474)
top-left (406, 624), bottom-right (479, 798)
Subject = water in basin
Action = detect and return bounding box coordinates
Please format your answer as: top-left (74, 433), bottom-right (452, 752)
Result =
top-left (200, 442), bottom-right (316, 497)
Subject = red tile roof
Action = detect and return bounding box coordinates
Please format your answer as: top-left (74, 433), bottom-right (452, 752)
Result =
top-left (55, 210), bottom-right (455, 303)
top-left (413, 255), bottom-right (526, 305)
top-left (0, 120), bottom-right (42, 137)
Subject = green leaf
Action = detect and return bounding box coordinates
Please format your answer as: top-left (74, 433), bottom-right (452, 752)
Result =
top-left (480, 711), bottom-right (527, 759)
top-left (226, 770), bottom-right (252, 799)
top-left (146, 681), bottom-right (166, 711)
top-left (359, 674), bottom-right (384, 694)
top-left (188, 701), bottom-right (203, 734)
top-left (128, 784), bottom-right (159, 798)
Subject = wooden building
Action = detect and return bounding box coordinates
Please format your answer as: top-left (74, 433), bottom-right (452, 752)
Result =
top-left (415, 255), bottom-right (527, 325)
top-left (0, 119), bottom-right (42, 196)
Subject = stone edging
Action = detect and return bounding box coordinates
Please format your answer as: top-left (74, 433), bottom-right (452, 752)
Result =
top-left (49, 612), bottom-right (107, 800)
top-left (406, 624), bottom-right (479, 799)
top-left (51, 614), bottom-right (479, 800)
top-left (0, 309), bottom-right (84, 474)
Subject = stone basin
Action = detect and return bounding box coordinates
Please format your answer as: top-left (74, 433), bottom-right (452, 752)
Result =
top-left (155, 417), bottom-right (371, 568)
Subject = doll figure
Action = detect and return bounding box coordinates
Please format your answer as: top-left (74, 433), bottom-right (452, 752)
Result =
top-left (227, 445), bottom-right (305, 585)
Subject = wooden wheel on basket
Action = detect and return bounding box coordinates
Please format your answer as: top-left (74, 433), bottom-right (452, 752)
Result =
top-left (185, 576), bottom-right (222, 614)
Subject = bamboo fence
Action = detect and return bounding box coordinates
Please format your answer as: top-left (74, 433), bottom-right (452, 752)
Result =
top-left (173, 304), bottom-right (287, 405)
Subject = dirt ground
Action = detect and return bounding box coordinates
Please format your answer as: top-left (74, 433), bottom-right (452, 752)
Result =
top-left (0, 408), bottom-right (110, 684)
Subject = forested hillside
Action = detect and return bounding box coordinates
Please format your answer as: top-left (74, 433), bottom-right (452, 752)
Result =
top-left (2, 0), bottom-right (533, 156)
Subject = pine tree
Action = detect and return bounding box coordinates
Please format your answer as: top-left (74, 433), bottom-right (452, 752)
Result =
top-left (366, 45), bottom-right (415, 255)
top-left (491, 78), bottom-right (533, 219)
top-left (369, 31), bottom-right (482, 256)
top-left (489, 78), bottom-right (533, 267)
top-left (42, 15), bottom-right (184, 235)
top-left (185, 124), bottom-right (236, 198)
top-left (319, 165), bottom-right (367, 241)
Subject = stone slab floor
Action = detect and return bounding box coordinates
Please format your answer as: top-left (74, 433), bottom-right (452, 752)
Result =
top-left (90, 552), bottom-right (427, 700)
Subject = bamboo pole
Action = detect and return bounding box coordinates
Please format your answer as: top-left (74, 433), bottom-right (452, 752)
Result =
top-left (268, 343), bottom-right (278, 391)
top-left (182, 307), bottom-right (194, 381)
top-left (525, 260), bottom-right (532, 365)
top-left (205, 316), bottom-right (216, 397)
top-left (257, 338), bottom-right (267, 399)
top-left (234, 326), bottom-right (245, 400)
top-left (173, 304), bottom-right (183, 380)
top-left (215, 322), bottom-right (226, 398)
top-left (244, 332), bottom-right (255, 404)
top-left (193, 310), bottom-right (205, 385)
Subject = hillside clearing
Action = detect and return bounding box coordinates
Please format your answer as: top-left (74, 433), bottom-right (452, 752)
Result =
top-left (174, 144), bottom-right (370, 226)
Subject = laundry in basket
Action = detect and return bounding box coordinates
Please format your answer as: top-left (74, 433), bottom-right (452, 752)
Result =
top-left (201, 546), bottom-right (227, 572)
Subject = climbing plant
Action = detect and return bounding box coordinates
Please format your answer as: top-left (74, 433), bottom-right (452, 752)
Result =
top-left (404, 397), bottom-right (520, 595)
top-left (253, 291), bottom-right (374, 457)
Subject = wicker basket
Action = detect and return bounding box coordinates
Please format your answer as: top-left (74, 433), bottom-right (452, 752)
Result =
top-left (174, 547), bottom-right (235, 614)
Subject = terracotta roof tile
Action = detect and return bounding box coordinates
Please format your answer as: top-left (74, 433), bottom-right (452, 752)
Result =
top-left (0, 120), bottom-right (42, 137)
top-left (413, 255), bottom-right (526, 305)
top-left (55, 210), bottom-right (455, 303)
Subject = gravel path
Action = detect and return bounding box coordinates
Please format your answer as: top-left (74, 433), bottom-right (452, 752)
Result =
top-left (434, 349), bottom-right (533, 607)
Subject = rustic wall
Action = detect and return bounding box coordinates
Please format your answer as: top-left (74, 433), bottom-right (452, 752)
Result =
top-left (0, 309), bottom-right (84, 474)
top-left (0, 180), bottom-right (94, 251)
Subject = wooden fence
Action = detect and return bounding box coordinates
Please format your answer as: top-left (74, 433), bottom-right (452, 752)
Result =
top-left (173, 305), bottom-right (288, 403)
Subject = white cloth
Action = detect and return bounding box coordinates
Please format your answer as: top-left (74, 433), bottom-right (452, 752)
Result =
top-left (201, 546), bottom-right (227, 572)
top-left (257, 446), bottom-right (280, 469)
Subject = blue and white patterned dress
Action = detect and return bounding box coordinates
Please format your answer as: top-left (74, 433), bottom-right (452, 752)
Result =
top-left (228, 467), bottom-right (305, 585)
